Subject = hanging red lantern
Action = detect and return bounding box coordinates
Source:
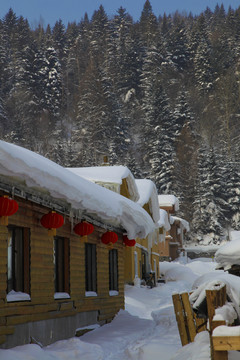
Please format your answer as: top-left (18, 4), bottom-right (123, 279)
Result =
top-left (101, 231), bottom-right (118, 246)
top-left (0, 196), bottom-right (18, 217)
top-left (40, 211), bottom-right (64, 236)
top-left (123, 235), bottom-right (136, 247)
top-left (74, 221), bottom-right (94, 237)
top-left (0, 196), bottom-right (19, 225)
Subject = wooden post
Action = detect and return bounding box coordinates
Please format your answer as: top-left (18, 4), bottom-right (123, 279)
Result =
top-left (206, 285), bottom-right (226, 333)
top-left (181, 292), bottom-right (197, 342)
top-left (172, 293), bottom-right (189, 346)
top-left (205, 285), bottom-right (227, 360)
top-left (211, 321), bottom-right (228, 360)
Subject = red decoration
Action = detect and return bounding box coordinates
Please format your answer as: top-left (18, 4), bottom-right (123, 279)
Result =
top-left (40, 211), bottom-right (64, 230)
top-left (74, 221), bottom-right (94, 236)
top-left (123, 235), bottom-right (136, 247)
top-left (0, 196), bottom-right (18, 217)
top-left (101, 231), bottom-right (118, 245)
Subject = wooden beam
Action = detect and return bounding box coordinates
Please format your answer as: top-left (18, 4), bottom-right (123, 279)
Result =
top-left (172, 293), bottom-right (189, 346)
top-left (213, 336), bottom-right (240, 351)
top-left (181, 292), bottom-right (197, 342)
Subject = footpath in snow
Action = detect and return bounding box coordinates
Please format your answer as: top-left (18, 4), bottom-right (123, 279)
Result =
top-left (1, 256), bottom-right (240, 360)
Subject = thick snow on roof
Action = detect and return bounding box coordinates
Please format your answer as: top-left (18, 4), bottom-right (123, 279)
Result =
top-left (0, 141), bottom-right (155, 239)
top-left (68, 166), bottom-right (139, 202)
top-left (158, 209), bottom-right (171, 231)
top-left (158, 194), bottom-right (179, 211)
top-left (171, 216), bottom-right (190, 232)
top-left (215, 237), bottom-right (240, 270)
top-left (135, 179), bottom-right (160, 224)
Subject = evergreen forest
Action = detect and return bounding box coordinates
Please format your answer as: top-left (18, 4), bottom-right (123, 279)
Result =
top-left (1, 1), bottom-right (240, 244)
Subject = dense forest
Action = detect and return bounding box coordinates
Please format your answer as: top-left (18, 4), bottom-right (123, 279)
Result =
top-left (1, 1), bottom-right (240, 244)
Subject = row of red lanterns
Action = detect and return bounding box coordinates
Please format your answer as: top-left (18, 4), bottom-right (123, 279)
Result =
top-left (0, 197), bottom-right (136, 247)
top-left (40, 212), bottom-right (136, 247)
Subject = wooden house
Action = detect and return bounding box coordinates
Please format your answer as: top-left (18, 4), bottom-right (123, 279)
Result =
top-left (67, 167), bottom-right (161, 284)
top-left (158, 195), bottom-right (190, 261)
top-left (0, 141), bottom-right (154, 348)
top-left (128, 179), bottom-right (161, 284)
top-left (158, 209), bottom-right (171, 261)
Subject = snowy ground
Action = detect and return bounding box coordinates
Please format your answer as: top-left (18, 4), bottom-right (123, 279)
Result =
top-left (1, 256), bottom-right (240, 360)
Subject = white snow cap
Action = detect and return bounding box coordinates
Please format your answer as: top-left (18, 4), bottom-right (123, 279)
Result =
top-left (135, 179), bottom-right (160, 224)
top-left (0, 141), bottom-right (155, 239)
top-left (215, 236), bottom-right (240, 270)
top-left (171, 216), bottom-right (190, 232)
top-left (158, 209), bottom-right (171, 231)
top-left (68, 165), bottom-right (139, 202)
top-left (158, 194), bottom-right (179, 211)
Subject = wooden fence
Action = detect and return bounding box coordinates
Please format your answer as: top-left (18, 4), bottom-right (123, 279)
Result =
top-left (172, 284), bottom-right (240, 360)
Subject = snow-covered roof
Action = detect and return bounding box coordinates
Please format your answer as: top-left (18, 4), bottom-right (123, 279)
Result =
top-left (158, 194), bottom-right (179, 211)
top-left (67, 166), bottom-right (139, 202)
top-left (215, 238), bottom-right (240, 270)
top-left (135, 179), bottom-right (160, 224)
top-left (0, 141), bottom-right (155, 239)
top-left (158, 209), bottom-right (171, 231)
top-left (171, 216), bottom-right (190, 232)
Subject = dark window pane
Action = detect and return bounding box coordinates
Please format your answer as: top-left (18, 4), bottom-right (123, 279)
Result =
top-left (7, 226), bottom-right (30, 294)
top-left (109, 249), bottom-right (118, 291)
top-left (85, 244), bottom-right (97, 292)
top-left (54, 237), bottom-right (70, 293)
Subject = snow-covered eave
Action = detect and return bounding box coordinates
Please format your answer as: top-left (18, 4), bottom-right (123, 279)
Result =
top-left (157, 209), bottom-right (171, 231)
top-left (135, 179), bottom-right (160, 224)
top-left (0, 175), bottom-right (122, 234)
top-left (67, 166), bottom-right (140, 203)
top-left (158, 194), bottom-right (180, 212)
top-left (0, 141), bottom-right (154, 239)
top-left (170, 215), bottom-right (190, 232)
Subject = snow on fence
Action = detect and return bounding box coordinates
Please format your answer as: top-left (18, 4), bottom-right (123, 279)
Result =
top-left (172, 284), bottom-right (240, 360)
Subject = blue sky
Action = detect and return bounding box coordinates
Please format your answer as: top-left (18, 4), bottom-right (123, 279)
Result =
top-left (0, 0), bottom-right (239, 28)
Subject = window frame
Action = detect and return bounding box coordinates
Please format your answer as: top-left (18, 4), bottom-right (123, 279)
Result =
top-left (109, 249), bottom-right (118, 292)
top-left (54, 236), bottom-right (70, 296)
top-left (7, 226), bottom-right (30, 296)
top-left (85, 243), bottom-right (97, 294)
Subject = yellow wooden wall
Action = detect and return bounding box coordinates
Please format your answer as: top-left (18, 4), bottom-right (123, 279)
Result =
top-left (0, 191), bottom-right (125, 344)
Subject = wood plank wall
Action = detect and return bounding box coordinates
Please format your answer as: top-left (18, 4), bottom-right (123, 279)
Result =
top-left (0, 191), bottom-right (125, 344)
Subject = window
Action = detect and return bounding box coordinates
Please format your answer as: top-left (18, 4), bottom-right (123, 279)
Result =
top-left (134, 252), bottom-right (138, 278)
top-left (54, 237), bottom-right (70, 295)
top-left (85, 243), bottom-right (97, 293)
top-left (7, 226), bottom-right (30, 294)
top-left (109, 249), bottom-right (118, 292)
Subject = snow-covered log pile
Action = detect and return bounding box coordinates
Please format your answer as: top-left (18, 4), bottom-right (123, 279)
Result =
top-left (190, 273), bottom-right (240, 321)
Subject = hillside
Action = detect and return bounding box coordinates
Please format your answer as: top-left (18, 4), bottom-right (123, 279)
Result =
top-left (1, 2), bottom-right (240, 243)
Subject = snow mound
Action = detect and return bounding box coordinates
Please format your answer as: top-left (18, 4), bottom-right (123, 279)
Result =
top-left (215, 239), bottom-right (240, 270)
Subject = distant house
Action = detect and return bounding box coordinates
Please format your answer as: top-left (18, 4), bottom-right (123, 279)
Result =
top-left (0, 141), bottom-right (154, 348)
top-left (158, 195), bottom-right (189, 260)
top-left (158, 209), bottom-right (171, 261)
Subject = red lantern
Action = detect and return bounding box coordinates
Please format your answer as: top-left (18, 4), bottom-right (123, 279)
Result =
top-left (40, 211), bottom-right (64, 231)
top-left (101, 231), bottom-right (118, 246)
top-left (74, 221), bottom-right (94, 236)
top-left (0, 196), bottom-right (18, 217)
top-left (123, 235), bottom-right (136, 247)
